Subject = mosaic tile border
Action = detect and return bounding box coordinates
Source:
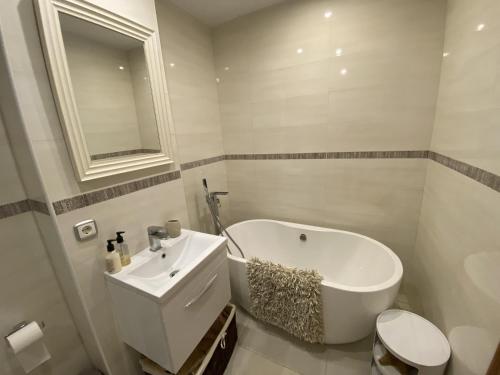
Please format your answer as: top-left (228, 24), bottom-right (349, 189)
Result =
top-left (46, 149), bottom-right (499, 216)
top-left (429, 152), bottom-right (500, 193)
top-left (52, 170), bottom-right (181, 215)
top-left (90, 149), bottom-right (161, 161)
top-left (0, 199), bottom-right (49, 219)
top-left (180, 155), bottom-right (225, 171)
top-left (28, 199), bottom-right (51, 215)
top-left (226, 150), bottom-right (499, 192)
top-left (224, 150), bottom-right (429, 160)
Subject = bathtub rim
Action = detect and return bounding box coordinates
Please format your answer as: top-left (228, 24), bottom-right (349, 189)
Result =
top-left (225, 219), bottom-right (403, 293)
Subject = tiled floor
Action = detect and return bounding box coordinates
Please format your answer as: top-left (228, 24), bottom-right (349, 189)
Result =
top-left (224, 307), bottom-right (373, 375)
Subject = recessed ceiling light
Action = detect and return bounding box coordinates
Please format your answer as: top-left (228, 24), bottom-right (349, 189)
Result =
top-left (169, 62), bottom-right (175, 67)
top-left (443, 52), bottom-right (450, 57)
top-left (224, 66), bottom-right (230, 71)
top-left (215, 78), bottom-right (220, 83)
top-left (340, 68), bottom-right (348, 75)
top-left (297, 48), bottom-right (304, 54)
top-left (476, 23), bottom-right (485, 31)
top-left (118, 66), bottom-right (124, 70)
top-left (324, 11), bottom-right (333, 18)
top-left (335, 48), bottom-right (343, 57)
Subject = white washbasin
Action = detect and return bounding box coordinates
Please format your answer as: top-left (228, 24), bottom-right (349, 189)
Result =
top-left (105, 229), bottom-right (227, 301)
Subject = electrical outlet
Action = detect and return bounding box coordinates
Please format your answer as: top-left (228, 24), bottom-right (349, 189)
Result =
top-left (73, 219), bottom-right (98, 241)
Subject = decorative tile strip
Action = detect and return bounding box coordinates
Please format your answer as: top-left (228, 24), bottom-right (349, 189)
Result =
top-left (52, 170), bottom-right (181, 215)
top-left (180, 155), bottom-right (225, 171)
top-left (46, 149), bottom-right (499, 216)
top-left (90, 149), bottom-right (161, 161)
top-left (28, 199), bottom-right (50, 215)
top-left (0, 199), bottom-right (31, 219)
top-left (429, 152), bottom-right (500, 193)
top-left (0, 199), bottom-right (49, 219)
top-left (224, 150), bottom-right (429, 160)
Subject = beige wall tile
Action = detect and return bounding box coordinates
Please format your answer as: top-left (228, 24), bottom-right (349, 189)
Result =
top-left (157, 0), bottom-right (224, 163)
top-left (214, 0), bottom-right (446, 153)
top-left (226, 159), bottom-right (427, 278)
top-left (0, 71), bottom-right (92, 374)
top-left (0, 117), bottom-right (26, 202)
top-left (412, 1), bottom-right (500, 374)
top-left (413, 162), bottom-right (500, 375)
top-left (181, 161), bottom-right (230, 233)
top-left (0, 214), bottom-right (92, 375)
top-left (431, 0), bottom-right (500, 174)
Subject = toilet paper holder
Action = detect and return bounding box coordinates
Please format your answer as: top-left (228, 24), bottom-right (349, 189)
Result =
top-left (4, 321), bottom-right (45, 343)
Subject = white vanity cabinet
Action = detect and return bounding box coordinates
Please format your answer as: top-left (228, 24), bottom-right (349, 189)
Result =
top-left (105, 230), bottom-right (231, 373)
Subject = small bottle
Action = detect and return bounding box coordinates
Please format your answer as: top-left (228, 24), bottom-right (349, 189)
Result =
top-left (105, 239), bottom-right (122, 274)
top-left (116, 231), bottom-right (131, 266)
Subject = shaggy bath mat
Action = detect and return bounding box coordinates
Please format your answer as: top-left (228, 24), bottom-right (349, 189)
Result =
top-left (247, 257), bottom-right (323, 343)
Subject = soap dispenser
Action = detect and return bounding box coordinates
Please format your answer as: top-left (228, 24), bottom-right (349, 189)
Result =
top-left (105, 239), bottom-right (122, 274)
top-left (116, 231), bottom-right (131, 266)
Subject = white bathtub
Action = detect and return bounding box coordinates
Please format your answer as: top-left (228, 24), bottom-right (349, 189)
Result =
top-left (226, 219), bottom-right (403, 344)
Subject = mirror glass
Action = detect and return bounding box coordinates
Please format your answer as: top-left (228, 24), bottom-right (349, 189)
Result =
top-left (59, 13), bottom-right (161, 161)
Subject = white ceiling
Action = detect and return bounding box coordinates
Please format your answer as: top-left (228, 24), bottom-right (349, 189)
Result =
top-left (169, 0), bottom-right (289, 27)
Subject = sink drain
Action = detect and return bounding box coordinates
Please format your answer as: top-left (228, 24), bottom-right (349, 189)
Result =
top-left (169, 270), bottom-right (180, 278)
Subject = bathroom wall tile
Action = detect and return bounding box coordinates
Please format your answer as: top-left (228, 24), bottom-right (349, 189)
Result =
top-left (253, 125), bottom-right (330, 154)
top-left (0, 117), bottom-right (27, 203)
top-left (175, 132), bottom-right (224, 163)
top-left (413, 162), bottom-right (500, 375)
top-left (219, 102), bottom-right (253, 133)
top-left (214, 0), bottom-right (445, 155)
top-left (412, 1), bottom-right (500, 373)
top-left (34, 211), bottom-right (107, 372)
top-left (0, 104), bottom-right (91, 373)
top-left (157, 0), bottom-right (225, 164)
top-left (0, 213), bottom-right (92, 375)
top-left (226, 159), bottom-right (427, 273)
top-left (181, 161), bottom-right (230, 233)
top-left (430, 0), bottom-right (500, 174)
top-left (327, 86), bottom-right (436, 151)
top-left (221, 130), bottom-right (255, 154)
top-left (0, 51), bottom-right (48, 202)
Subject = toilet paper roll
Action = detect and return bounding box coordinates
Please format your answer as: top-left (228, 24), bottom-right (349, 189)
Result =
top-left (6, 322), bottom-right (51, 373)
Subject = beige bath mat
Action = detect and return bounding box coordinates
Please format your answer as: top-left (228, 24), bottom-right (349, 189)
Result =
top-left (247, 257), bottom-right (323, 343)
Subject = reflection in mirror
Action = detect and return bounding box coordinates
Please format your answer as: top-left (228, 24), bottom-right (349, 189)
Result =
top-left (59, 13), bottom-right (161, 161)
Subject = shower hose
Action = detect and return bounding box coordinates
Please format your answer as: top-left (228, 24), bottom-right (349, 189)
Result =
top-left (205, 194), bottom-right (246, 259)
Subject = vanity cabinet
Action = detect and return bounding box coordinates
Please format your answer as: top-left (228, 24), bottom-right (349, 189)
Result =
top-left (107, 248), bottom-right (231, 373)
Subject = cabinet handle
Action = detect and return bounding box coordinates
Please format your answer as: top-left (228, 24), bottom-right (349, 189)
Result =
top-left (185, 274), bottom-right (218, 308)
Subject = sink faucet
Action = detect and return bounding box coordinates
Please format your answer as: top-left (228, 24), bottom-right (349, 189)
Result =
top-left (147, 226), bottom-right (168, 252)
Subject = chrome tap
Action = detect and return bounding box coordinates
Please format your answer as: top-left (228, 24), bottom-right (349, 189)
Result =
top-left (147, 226), bottom-right (168, 252)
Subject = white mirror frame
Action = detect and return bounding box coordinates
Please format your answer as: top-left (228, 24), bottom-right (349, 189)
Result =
top-left (35, 0), bottom-right (175, 181)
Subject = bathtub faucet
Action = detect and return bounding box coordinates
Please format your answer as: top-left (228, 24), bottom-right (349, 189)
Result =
top-left (202, 178), bottom-right (228, 235)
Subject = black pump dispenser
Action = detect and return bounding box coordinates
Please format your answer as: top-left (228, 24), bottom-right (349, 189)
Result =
top-left (107, 239), bottom-right (116, 252)
top-left (116, 231), bottom-right (125, 244)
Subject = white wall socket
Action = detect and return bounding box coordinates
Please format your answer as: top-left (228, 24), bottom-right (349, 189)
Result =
top-left (73, 219), bottom-right (98, 241)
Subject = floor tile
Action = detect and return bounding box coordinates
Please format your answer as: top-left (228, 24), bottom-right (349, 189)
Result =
top-left (235, 307), bottom-right (327, 375)
top-left (224, 346), bottom-right (300, 375)
top-left (324, 336), bottom-right (373, 375)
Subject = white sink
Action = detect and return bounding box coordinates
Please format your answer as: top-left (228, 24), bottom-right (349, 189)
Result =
top-left (105, 229), bottom-right (227, 301)
top-left (105, 229), bottom-right (231, 372)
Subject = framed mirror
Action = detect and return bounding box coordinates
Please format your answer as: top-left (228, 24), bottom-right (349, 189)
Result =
top-left (35, 0), bottom-right (174, 181)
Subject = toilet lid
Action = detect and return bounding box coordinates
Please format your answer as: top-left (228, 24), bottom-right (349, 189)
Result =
top-left (376, 309), bottom-right (451, 367)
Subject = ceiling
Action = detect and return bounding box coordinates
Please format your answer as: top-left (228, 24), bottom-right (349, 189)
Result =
top-left (169, 0), bottom-right (289, 27)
